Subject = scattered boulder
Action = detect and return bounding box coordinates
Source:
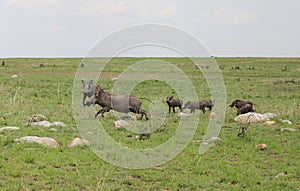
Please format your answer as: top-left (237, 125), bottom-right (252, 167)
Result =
top-left (30, 120), bottom-right (66, 128)
top-left (275, 172), bottom-right (287, 178)
top-left (15, 136), bottom-right (59, 148)
top-left (206, 112), bottom-right (220, 119)
top-left (30, 121), bottom-right (51, 127)
top-left (51, 121), bottom-right (66, 127)
top-left (114, 120), bottom-right (129, 129)
top-left (176, 112), bottom-right (192, 118)
top-left (234, 112), bottom-right (276, 123)
top-left (0, 126), bottom-right (20, 133)
top-left (255, 143), bottom-right (267, 150)
top-left (68, 138), bottom-right (89, 147)
top-left (28, 114), bottom-right (47, 123)
top-left (280, 119), bottom-right (292, 125)
top-left (264, 121), bottom-right (275, 126)
top-left (280, 128), bottom-right (296, 132)
top-left (11, 74), bottom-right (18, 78)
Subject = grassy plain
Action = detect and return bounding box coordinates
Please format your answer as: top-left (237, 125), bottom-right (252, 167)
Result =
top-left (0, 57), bottom-right (299, 190)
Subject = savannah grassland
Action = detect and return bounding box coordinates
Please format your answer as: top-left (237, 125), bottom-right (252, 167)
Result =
top-left (0, 57), bottom-right (299, 191)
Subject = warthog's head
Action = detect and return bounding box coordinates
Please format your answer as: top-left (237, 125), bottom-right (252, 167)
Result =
top-left (229, 99), bottom-right (241, 108)
top-left (94, 85), bottom-right (104, 98)
top-left (81, 79), bottom-right (94, 94)
top-left (166, 96), bottom-right (173, 104)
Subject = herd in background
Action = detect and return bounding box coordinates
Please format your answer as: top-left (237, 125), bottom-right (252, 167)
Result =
top-left (81, 79), bottom-right (255, 119)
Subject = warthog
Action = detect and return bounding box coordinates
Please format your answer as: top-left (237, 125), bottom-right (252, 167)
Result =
top-left (183, 99), bottom-right (215, 114)
top-left (183, 101), bottom-right (204, 113)
top-left (166, 96), bottom-right (183, 113)
top-left (199, 99), bottom-right (215, 113)
top-left (94, 85), bottom-right (149, 120)
top-left (81, 79), bottom-right (95, 106)
top-left (229, 99), bottom-right (254, 115)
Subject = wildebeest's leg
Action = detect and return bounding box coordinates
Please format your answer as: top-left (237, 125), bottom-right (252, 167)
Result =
top-left (172, 107), bottom-right (175, 113)
top-left (95, 107), bottom-right (110, 118)
top-left (179, 105), bottom-right (182, 112)
top-left (168, 106), bottom-right (171, 114)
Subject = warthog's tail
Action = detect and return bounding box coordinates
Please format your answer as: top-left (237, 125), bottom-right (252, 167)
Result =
top-left (139, 98), bottom-right (155, 105)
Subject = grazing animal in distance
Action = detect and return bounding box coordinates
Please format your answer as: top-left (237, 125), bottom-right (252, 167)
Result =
top-left (81, 79), bottom-right (95, 106)
top-left (94, 85), bottom-right (149, 120)
top-left (229, 99), bottom-right (254, 115)
top-left (199, 99), bottom-right (215, 113)
top-left (166, 96), bottom-right (183, 113)
top-left (182, 101), bottom-right (204, 113)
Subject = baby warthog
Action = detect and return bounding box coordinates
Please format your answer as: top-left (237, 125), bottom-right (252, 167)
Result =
top-left (81, 79), bottom-right (95, 106)
top-left (166, 96), bottom-right (183, 113)
top-left (229, 99), bottom-right (254, 115)
top-left (94, 85), bottom-right (150, 120)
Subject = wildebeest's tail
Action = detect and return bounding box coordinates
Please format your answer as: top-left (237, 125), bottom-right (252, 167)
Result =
top-left (139, 98), bottom-right (155, 105)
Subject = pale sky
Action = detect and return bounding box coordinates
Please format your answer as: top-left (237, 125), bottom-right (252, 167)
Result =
top-left (0, 0), bottom-right (299, 57)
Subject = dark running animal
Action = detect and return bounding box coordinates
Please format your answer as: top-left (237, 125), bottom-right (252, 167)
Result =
top-left (94, 85), bottom-right (150, 120)
top-left (166, 96), bottom-right (183, 113)
top-left (229, 99), bottom-right (254, 115)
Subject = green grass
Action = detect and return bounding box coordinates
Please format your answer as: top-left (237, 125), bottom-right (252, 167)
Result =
top-left (0, 57), bottom-right (300, 190)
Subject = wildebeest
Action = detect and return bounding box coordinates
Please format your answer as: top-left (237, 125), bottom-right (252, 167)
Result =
top-left (199, 99), bottom-right (215, 113)
top-left (94, 85), bottom-right (149, 120)
top-left (166, 96), bottom-right (183, 113)
top-left (229, 99), bottom-right (254, 115)
top-left (81, 79), bottom-right (95, 106)
top-left (182, 101), bottom-right (204, 113)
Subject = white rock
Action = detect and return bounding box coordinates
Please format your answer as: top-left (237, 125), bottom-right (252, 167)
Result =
top-left (28, 114), bottom-right (47, 123)
top-left (280, 119), bottom-right (292, 125)
top-left (51, 122), bottom-right (66, 127)
top-left (114, 120), bottom-right (129, 129)
top-left (264, 121), bottom-right (275, 126)
top-left (234, 112), bottom-right (276, 123)
top-left (30, 121), bottom-right (51, 127)
top-left (111, 77), bottom-right (118, 81)
top-left (176, 112), bottom-right (192, 118)
top-left (49, 128), bottom-right (58, 131)
top-left (0, 126), bottom-right (20, 133)
top-left (255, 143), bottom-right (267, 150)
top-left (280, 128), bottom-right (296, 132)
top-left (15, 136), bottom-right (59, 148)
top-left (263, 113), bottom-right (277, 118)
top-left (11, 74), bottom-right (18, 78)
top-left (68, 138), bottom-right (89, 147)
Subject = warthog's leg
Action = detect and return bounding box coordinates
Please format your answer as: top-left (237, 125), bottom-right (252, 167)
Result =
top-left (95, 107), bottom-right (110, 118)
top-left (83, 95), bottom-right (86, 106)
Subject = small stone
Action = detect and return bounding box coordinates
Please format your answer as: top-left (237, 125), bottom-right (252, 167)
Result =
top-left (176, 112), bottom-right (191, 118)
top-left (0, 126), bottom-right (20, 133)
top-left (30, 121), bottom-right (51, 127)
top-left (15, 136), bottom-right (59, 148)
top-left (280, 120), bottom-right (292, 125)
top-left (28, 114), bottom-right (47, 123)
top-left (255, 143), bottom-right (267, 150)
top-left (280, 128), bottom-right (296, 132)
top-left (51, 121), bottom-right (66, 127)
top-left (11, 74), bottom-right (18, 78)
top-left (49, 128), bottom-right (58, 131)
top-left (111, 77), bottom-right (118, 81)
top-left (68, 137), bottom-right (89, 147)
top-left (264, 121), bottom-right (275, 126)
top-left (114, 120), bottom-right (129, 129)
top-left (275, 172), bottom-right (287, 178)
top-left (206, 112), bottom-right (220, 119)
